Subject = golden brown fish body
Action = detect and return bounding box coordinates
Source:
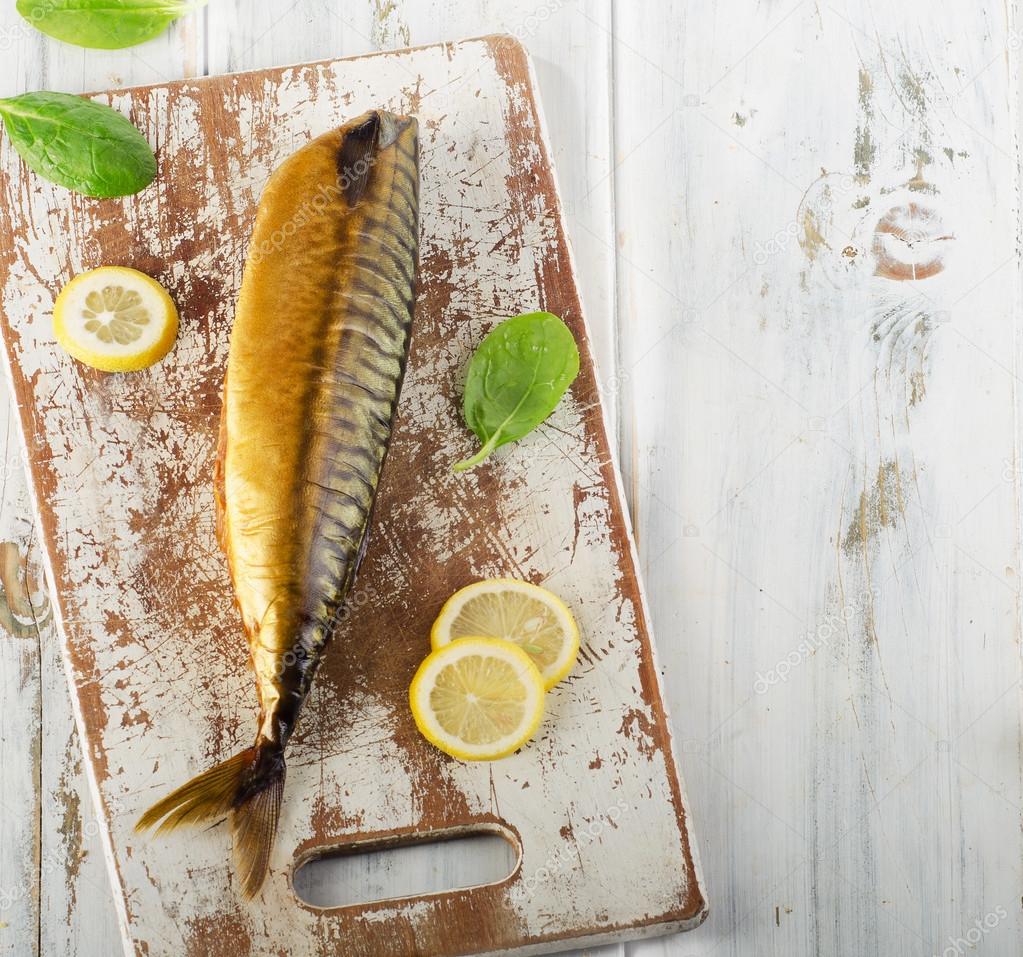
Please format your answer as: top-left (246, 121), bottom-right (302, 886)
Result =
top-left (224, 109), bottom-right (418, 745)
top-left (137, 110), bottom-right (419, 898)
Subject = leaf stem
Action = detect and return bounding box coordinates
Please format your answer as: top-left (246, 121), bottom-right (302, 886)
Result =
top-left (452, 433), bottom-right (500, 473)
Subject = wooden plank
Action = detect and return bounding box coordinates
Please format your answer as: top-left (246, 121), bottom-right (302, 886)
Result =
top-left (0, 407), bottom-right (42, 956)
top-left (0, 36), bottom-right (704, 956)
top-left (613, 2), bottom-right (1023, 955)
top-left (37, 601), bottom-right (123, 957)
top-left (36, 8), bottom-right (207, 950)
top-left (0, 4), bottom-right (206, 954)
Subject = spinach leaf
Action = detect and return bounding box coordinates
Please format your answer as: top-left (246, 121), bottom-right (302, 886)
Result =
top-left (17, 0), bottom-right (208, 50)
top-left (454, 311), bottom-right (580, 473)
top-left (0, 92), bottom-right (157, 198)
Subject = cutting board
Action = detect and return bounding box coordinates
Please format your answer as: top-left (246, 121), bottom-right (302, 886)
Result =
top-left (0, 36), bottom-right (706, 956)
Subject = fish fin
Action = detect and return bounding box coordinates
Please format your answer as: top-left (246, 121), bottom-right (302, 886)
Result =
top-left (135, 744), bottom-right (286, 899)
top-left (231, 759), bottom-right (285, 898)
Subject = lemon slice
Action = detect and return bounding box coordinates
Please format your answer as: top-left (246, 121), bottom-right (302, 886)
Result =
top-left (431, 579), bottom-right (579, 690)
top-left (409, 637), bottom-right (545, 761)
top-left (53, 266), bottom-right (179, 372)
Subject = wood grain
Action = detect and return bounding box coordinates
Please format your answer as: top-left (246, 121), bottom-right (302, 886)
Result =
top-left (614, 3), bottom-right (1023, 956)
top-left (0, 36), bottom-right (704, 957)
top-left (0, 440), bottom-right (43, 955)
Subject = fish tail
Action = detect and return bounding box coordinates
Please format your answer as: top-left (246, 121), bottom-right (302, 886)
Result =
top-left (135, 742), bottom-right (286, 898)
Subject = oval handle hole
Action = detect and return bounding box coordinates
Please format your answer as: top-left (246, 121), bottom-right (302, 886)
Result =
top-left (292, 827), bottom-right (520, 908)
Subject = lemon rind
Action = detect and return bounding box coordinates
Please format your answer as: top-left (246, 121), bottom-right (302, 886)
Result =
top-left (409, 636), bottom-right (545, 762)
top-left (53, 266), bottom-right (179, 373)
top-left (430, 578), bottom-right (580, 690)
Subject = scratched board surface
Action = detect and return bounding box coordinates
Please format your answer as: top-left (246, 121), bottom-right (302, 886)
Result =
top-left (0, 36), bottom-right (704, 957)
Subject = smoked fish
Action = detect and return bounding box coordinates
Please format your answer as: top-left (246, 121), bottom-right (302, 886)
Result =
top-left (136, 109), bottom-right (419, 897)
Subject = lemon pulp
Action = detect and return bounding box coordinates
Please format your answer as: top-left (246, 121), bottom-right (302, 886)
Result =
top-left (53, 266), bottom-right (179, 372)
top-left (431, 579), bottom-right (579, 689)
top-left (409, 637), bottom-right (545, 761)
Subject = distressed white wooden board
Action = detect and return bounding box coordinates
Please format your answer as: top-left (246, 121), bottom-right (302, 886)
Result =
top-left (0, 31), bottom-right (703, 957)
top-left (613, 2), bottom-right (1023, 956)
top-left (0, 407), bottom-right (42, 954)
top-left (0, 3), bottom-right (203, 955)
top-left (12, 6), bottom-right (623, 957)
top-left (0, 3), bottom-right (624, 956)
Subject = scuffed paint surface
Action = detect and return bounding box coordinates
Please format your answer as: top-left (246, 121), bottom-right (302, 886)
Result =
top-left (0, 38), bottom-right (703, 956)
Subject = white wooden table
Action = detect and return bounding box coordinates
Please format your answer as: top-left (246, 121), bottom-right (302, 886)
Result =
top-left (0, 2), bottom-right (1021, 955)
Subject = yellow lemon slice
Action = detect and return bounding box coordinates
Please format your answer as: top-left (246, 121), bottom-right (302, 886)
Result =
top-left (409, 637), bottom-right (545, 761)
top-left (431, 579), bottom-right (579, 690)
top-left (53, 266), bottom-right (179, 372)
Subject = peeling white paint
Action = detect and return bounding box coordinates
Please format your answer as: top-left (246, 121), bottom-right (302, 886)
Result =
top-left (0, 38), bottom-right (703, 956)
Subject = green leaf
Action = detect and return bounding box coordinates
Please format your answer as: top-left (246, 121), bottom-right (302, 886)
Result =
top-left (17, 0), bottom-right (208, 50)
top-left (0, 92), bottom-right (157, 198)
top-left (454, 311), bottom-right (580, 473)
